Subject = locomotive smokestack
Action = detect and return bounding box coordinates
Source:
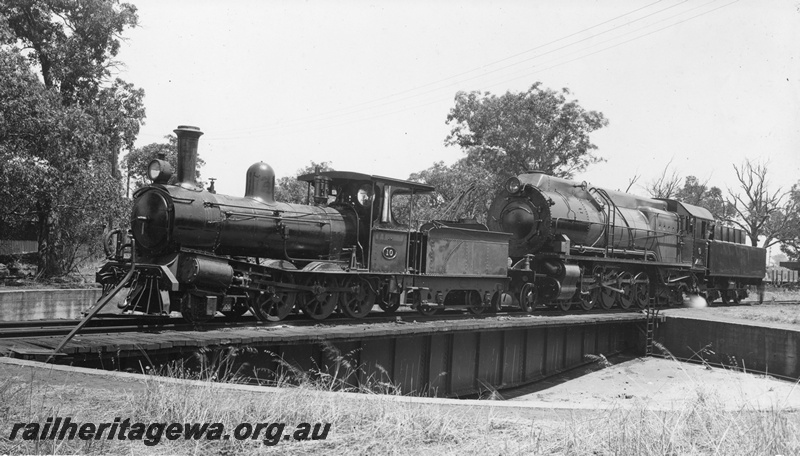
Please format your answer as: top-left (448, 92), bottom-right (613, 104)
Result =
top-left (174, 125), bottom-right (203, 187)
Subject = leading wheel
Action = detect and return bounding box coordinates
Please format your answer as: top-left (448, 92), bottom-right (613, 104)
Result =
top-left (299, 276), bottom-right (339, 320)
top-left (339, 277), bottom-right (376, 319)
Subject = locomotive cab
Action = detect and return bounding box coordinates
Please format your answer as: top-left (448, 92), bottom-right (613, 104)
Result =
top-left (657, 199), bottom-right (714, 270)
top-left (297, 170), bottom-right (435, 271)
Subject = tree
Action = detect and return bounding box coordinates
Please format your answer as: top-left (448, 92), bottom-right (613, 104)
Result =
top-left (643, 162), bottom-right (730, 221)
top-left (0, 50), bottom-right (130, 276)
top-left (0, 1), bottom-right (144, 277)
top-left (622, 174), bottom-right (640, 193)
top-left (91, 78), bottom-right (146, 179)
top-left (408, 160), bottom-right (495, 223)
top-left (1, 0), bottom-right (138, 104)
top-left (674, 176), bottom-right (728, 221)
top-left (445, 83), bottom-right (608, 180)
top-left (725, 160), bottom-right (797, 248)
top-left (275, 161), bottom-right (334, 204)
top-left (644, 161), bottom-right (681, 199)
top-left (1, 0), bottom-right (142, 175)
top-left (779, 183), bottom-right (800, 260)
top-left (124, 135), bottom-right (205, 194)
top-left (425, 83), bottom-right (607, 223)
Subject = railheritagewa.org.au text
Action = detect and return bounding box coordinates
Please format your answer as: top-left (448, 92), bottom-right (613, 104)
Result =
top-left (8, 417), bottom-right (331, 446)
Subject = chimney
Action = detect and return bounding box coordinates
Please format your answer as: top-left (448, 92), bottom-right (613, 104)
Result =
top-left (174, 125), bottom-right (203, 187)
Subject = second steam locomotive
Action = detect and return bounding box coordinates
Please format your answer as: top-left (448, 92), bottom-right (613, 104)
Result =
top-left (97, 125), bottom-right (766, 322)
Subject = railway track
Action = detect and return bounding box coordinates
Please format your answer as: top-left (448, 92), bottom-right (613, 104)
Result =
top-left (1, 299), bottom-right (796, 340)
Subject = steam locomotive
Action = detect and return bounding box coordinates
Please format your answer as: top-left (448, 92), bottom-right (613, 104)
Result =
top-left (97, 125), bottom-right (765, 322)
top-left (489, 173), bottom-right (766, 311)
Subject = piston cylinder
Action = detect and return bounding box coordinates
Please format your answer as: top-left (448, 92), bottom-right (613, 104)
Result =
top-left (177, 255), bottom-right (233, 290)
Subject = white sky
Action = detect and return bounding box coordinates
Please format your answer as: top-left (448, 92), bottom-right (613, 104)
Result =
top-left (116, 0), bottom-right (800, 198)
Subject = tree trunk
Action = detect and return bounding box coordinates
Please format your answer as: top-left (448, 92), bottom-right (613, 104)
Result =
top-left (36, 206), bottom-right (64, 278)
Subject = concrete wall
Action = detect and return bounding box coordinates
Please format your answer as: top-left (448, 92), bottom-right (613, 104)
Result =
top-left (657, 316), bottom-right (799, 380)
top-left (0, 289), bottom-right (102, 321)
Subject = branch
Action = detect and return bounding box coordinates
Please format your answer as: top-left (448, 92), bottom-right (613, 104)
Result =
top-left (624, 174), bottom-right (640, 193)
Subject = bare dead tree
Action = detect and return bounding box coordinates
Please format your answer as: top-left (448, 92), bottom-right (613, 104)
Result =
top-left (624, 174), bottom-right (640, 193)
top-left (725, 160), bottom-right (796, 248)
top-left (645, 160), bottom-right (681, 198)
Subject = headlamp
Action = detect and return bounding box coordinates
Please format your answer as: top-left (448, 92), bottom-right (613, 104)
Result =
top-left (504, 177), bottom-right (522, 194)
top-left (147, 159), bottom-right (173, 184)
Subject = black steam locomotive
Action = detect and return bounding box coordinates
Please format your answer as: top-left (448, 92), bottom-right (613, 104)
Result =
top-left (489, 173), bottom-right (765, 311)
top-left (99, 126), bottom-right (510, 322)
top-left (97, 125), bottom-right (765, 322)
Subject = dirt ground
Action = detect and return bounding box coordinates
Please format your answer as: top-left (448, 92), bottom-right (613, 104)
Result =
top-left (506, 355), bottom-right (800, 411)
top-left (504, 299), bottom-right (800, 411)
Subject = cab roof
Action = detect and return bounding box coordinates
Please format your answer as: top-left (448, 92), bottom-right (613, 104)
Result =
top-left (659, 199), bottom-right (715, 220)
top-left (296, 171), bottom-right (435, 193)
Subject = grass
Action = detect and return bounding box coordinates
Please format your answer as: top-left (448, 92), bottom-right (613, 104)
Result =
top-left (701, 288), bottom-right (800, 327)
top-left (751, 287), bottom-right (800, 304)
top-left (722, 304), bottom-right (800, 326)
top-left (1, 346), bottom-right (798, 455)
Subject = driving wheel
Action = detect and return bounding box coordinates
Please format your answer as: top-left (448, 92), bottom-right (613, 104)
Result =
top-left (598, 285), bottom-right (617, 310)
top-left (617, 272), bottom-right (634, 310)
top-left (632, 273), bottom-right (650, 309)
top-left (339, 277), bottom-right (376, 319)
top-left (299, 275), bottom-right (338, 320)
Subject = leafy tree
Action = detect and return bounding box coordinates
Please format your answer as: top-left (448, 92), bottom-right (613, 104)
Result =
top-left (91, 78), bottom-right (146, 178)
top-left (275, 161), bottom-right (333, 204)
top-left (0, 50), bottom-right (130, 276)
top-left (407, 160), bottom-right (495, 224)
top-left (124, 135), bottom-right (205, 193)
top-left (1, 0), bottom-right (143, 176)
top-left (414, 83), bottom-right (607, 223)
top-left (643, 162), bottom-right (730, 222)
top-left (0, 1), bottom-right (143, 277)
top-left (445, 83), bottom-right (608, 180)
top-left (674, 176), bottom-right (728, 221)
top-left (779, 183), bottom-right (800, 261)
top-left (0, 0), bottom-right (138, 104)
top-left (725, 160), bottom-right (797, 248)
